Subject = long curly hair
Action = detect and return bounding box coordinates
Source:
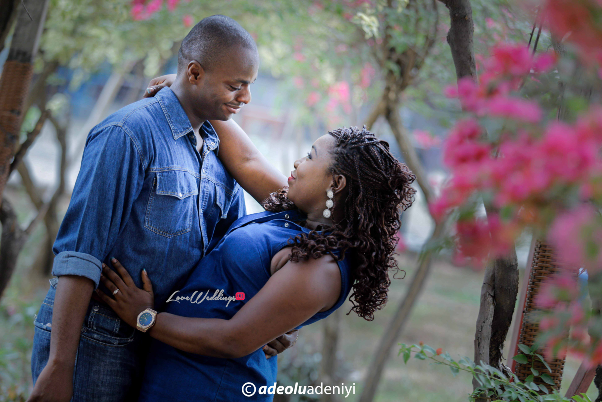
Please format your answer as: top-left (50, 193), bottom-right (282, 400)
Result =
top-left (262, 126), bottom-right (416, 321)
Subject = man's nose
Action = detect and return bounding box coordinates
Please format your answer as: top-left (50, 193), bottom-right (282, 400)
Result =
top-left (236, 86), bottom-right (251, 104)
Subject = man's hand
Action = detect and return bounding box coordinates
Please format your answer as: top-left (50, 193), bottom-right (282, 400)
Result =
top-left (27, 360), bottom-right (73, 402)
top-left (262, 329), bottom-right (299, 359)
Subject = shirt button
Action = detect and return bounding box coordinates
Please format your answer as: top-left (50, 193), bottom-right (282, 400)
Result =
top-left (284, 223), bottom-right (289, 228)
top-left (285, 214), bottom-right (290, 219)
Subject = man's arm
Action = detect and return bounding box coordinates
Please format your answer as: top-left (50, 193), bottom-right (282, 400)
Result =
top-left (28, 126), bottom-right (145, 402)
top-left (210, 119), bottom-right (287, 204)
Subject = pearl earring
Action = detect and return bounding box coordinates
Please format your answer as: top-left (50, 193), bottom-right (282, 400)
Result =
top-left (323, 188), bottom-right (334, 218)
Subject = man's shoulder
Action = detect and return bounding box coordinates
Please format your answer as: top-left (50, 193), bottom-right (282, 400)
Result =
top-left (95, 97), bottom-right (165, 133)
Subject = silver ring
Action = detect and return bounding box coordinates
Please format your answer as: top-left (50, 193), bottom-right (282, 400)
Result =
top-left (113, 288), bottom-right (120, 295)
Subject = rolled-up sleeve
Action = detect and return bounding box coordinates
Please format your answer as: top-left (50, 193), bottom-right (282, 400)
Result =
top-left (52, 124), bottom-right (145, 288)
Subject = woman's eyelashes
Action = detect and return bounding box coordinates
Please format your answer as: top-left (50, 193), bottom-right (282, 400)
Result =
top-left (306, 152), bottom-right (312, 160)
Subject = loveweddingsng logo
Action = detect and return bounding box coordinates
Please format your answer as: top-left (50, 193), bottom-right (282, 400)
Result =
top-left (166, 289), bottom-right (245, 307)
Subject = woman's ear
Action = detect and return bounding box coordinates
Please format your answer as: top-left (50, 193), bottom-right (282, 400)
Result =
top-left (332, 174), bottom-right (347, 195)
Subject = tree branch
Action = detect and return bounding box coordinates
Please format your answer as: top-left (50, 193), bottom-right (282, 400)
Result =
top-left (9, 108), bottom-right (49, 176)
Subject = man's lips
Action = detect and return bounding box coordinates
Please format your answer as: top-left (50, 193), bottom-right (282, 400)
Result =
top-left (225, 104), bottom-right (241, 114)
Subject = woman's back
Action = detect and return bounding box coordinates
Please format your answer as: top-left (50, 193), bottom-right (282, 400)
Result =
top-left (138, 210), bottom-right (353, 402)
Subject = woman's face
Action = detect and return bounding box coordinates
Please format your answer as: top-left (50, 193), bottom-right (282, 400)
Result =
top-left (287, 134), bottom-right (336, 214)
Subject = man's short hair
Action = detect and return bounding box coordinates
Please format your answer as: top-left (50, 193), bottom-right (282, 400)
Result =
top-left (177, 15), bottom-right (257, 73)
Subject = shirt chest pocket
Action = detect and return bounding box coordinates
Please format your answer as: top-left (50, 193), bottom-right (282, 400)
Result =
top-left (145, 170), bottom-right (199, 238)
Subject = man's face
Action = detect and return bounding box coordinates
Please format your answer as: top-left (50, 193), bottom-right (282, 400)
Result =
top-left (193, 46), bottom-right (259, 121)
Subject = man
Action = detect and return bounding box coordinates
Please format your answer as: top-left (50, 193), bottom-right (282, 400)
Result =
top-left (29, 15), bottom-right (292, 401)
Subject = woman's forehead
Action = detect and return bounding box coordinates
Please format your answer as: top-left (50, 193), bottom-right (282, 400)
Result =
top-left (313, 134), bottom-right (335, 150)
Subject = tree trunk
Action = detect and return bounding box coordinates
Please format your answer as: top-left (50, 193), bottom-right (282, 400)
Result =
top-left (439, 0), bottom-right (477, 81)
top-left (472, 251), bottom-right (519, 398)
top-left (320, 308), bottom-right (342, 402)
top-left (0, 198), bottom-right (45, 299)
top-left (0, 0), bottom-right (49, 203)
top-left (0, 0), bottom-right (19, 56)
top-left (0, 0), bottom-right (49, 302)
top-left (359, 221), bottom-right (446, 402)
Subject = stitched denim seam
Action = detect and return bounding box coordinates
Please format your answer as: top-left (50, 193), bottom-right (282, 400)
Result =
top-left (203, 176), bottom-right (236, 197)
top-left (144, 177), bottom-right (194, 238)
top-left (149, 166), bottom-right (201, 178)
top-left (80, 331), bottom-right (134, 347)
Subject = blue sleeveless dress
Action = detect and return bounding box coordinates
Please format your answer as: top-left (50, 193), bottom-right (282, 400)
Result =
top-left (138, 210), bottom-right (354, 401)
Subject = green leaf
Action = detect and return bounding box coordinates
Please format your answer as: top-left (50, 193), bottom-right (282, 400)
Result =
top-left (535, 354), bottom-right (552, 372)
top-left (541, 373), bottom-right (555, 385)
top-left (518, 344), bottom-right (532, 355)
top-left (415, 352), bottom-right (427, 360)
top-left (423, 345), bottom-right (436, 355)
top-left (525, 374), bottom-right (534, 384)
top-left (450, 365), bottom-right (459, 377)
top-left (531, 367), bottom-right (539, 376)
top-left (513, 354), bottom-right (529, 364)
top-left (403, 349), bottom-right (411, 364)
top-left (538, 384), bottom-right (548, 394)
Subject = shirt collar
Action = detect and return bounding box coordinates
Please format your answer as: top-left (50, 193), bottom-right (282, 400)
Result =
top-left (155, 87), bottom-right (194, 140)
top-left (200, 121), bottom-right (220, 153)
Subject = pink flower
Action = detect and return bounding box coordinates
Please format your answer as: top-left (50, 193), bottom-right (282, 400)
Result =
top-left (486, 96), bottom-right (542, 123)
top-left (167, 0), bottom-right (179, 11)
top-left (293, 76), bottom-right (304, 89)
top-left (533, 52), bottom-right (556, 73)
top-left (183, 15), bottom-right (194, 27)
top-left (360, 63), bottom-right (375, 89)
top-left (486, 43), bottom-right (533, 77)
top-left (131, 4), bottom-right (147, 20)
top-left (328, 82), bottom-right (350, 104)
top-left (306, 91), bottom-right (321, 107)
top-left (396, 236), bottom-right (407, 252)
top-left (294, 52), bottom-right (306, 62)
top-left (548, 205), bottom-right (602, 272)
top-left (413, 130), bottom-right (441, 149)
top-left (146, 0), bottom-right (163, 14)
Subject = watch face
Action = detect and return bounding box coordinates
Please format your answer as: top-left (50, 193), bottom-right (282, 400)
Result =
top-left (139, 311), bottom-right (153, 327)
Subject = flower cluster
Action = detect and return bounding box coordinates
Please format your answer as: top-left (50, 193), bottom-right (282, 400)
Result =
top-left (432, 0), bottom-right (602, 363)
top-left (130, 0), bottom-right (192, 25)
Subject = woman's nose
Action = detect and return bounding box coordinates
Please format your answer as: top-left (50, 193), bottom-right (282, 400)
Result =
top-left (293, 159), bottom-right (301, 169)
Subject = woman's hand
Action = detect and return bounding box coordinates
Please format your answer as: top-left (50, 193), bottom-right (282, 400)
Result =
top-left (143, 74), bottom-right (176, 98)
top-left (95, 258), bottom-right (154, 329)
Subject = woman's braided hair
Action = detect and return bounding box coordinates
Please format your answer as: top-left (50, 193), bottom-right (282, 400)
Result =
top-left (262, 126), bottom-right (416, 321)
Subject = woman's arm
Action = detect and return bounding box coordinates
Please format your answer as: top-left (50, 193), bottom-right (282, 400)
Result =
top-left (209, 119), bottom-right (287, 204)
top-left (97, 256), bottom-right (341, 359)
top-left (144, 74), bottom-right (287, 203)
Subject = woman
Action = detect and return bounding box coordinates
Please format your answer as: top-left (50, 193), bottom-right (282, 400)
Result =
top-left (97, 126), bottom-right (416, 401)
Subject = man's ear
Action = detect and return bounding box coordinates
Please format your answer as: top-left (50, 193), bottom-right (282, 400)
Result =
top-left (332, 174), bottom-right (347, 195)
top-left (186, 60), bottom-right (205, 84)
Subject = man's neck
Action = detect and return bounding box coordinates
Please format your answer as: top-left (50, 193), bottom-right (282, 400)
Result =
top-left (171, 81), bottom-right (206, 133)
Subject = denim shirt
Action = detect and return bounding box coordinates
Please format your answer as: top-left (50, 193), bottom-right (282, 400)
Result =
top-left (52, 87), bottom-right (246, 308)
